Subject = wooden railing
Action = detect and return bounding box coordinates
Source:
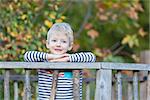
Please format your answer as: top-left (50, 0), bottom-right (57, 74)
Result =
top-left (0, 62), bottom-right (150, 100)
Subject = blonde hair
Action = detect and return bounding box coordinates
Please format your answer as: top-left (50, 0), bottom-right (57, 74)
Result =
top-left (47, 22), bottom-right (74, 45)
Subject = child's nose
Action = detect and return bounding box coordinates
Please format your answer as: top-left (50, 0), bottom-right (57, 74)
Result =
top-left (56, 41), bottom-right (61, 46)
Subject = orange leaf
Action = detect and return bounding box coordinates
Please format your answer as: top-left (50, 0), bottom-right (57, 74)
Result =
top-left (87, 29), bottom-right (99, 39)
top-left (84, 23), bottom-right (93, 30)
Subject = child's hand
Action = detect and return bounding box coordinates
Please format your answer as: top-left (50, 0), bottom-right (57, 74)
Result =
top-left (48, 54), bottom-right (70, 62)
top-left (47, 54), bottom-right (64, 60)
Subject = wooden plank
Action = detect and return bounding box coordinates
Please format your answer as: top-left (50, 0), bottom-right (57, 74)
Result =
top-left (0, 62), bottom-right (150, 71)
top-left (0, 62), bottom-right (100, 69)
top-left (140, 81), bottom-right (147, 100)
top-left (101, 62), bottom-right (150, 71)
top-left (147, 71), bottom-right (150, 100)
top-left (116, 71), bottom-right (122, 100)
top-left (128, 82), bottom-right (133, 100)
top-left (133, 72), bottom-right (138, 100)
top-left (95, 69), bottom-right (112, 100)
top-left (111, 83), bottom-right (116, 100)
top-left (23, 70), bottom-right (31, 100)
top-left (50, 70), bottom-right (59, 100)
top-left (14, 82), bottom-right (18, 100)
top-left (86, 83), bottom-right (90, 100)
top-left (73, 70), bottom-right (80, 100)
top-left (4, 70), bottom-right (10, 100)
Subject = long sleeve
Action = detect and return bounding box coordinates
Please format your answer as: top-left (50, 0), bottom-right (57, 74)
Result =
top-left (24, 51), bottom-right (48, 62)
top-left (69, 52), bottom-right (96, 62)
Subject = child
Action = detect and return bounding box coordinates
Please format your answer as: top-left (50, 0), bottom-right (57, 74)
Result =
top-left (24, 22), bottom-right (96, 100)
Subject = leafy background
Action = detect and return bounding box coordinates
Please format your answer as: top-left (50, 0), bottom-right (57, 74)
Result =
top-left (0, 0), bottom-right (149, 99)
top-left (0, 0), bottom-right (149, 63)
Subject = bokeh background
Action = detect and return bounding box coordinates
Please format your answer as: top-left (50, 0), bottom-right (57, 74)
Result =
top-left (0, 0), bottom-right (149, 99)
top-left (0, 0), bottom-right (149, 62)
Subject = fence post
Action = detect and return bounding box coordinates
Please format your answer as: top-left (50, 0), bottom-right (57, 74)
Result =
top-left (73, 70), bottom-right (80, 100)
top-left (86, 83), bottom-right (90, 100)
top-left (14, 81), bottom-right (18, 100)
top-left (95, 69), bottom-right (112, 100)
top-left (4, 70), bottom-right (10, 100)
top-left (23, 70), bottom-right (31, 100)
top-left (116, 71), bottom-right (122, 100)
top-left (133, 71), bottom-right (139, 100)
top-left (147, 71), bottom-right (150, 100)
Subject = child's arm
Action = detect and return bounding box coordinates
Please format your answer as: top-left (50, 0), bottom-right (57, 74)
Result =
top-left (69, 52), bottom-right (96, 62)
top-left (50, 52), bottom-right (96, 62)
top-left (24, 51), bottom-right (66, 62)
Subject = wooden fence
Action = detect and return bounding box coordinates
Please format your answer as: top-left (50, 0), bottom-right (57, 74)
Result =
top-left (0, 62), bottom-right (150, 100)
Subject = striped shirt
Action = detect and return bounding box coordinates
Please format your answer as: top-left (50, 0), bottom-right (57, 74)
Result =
top-left (24, 51), bottom-right (96, 100)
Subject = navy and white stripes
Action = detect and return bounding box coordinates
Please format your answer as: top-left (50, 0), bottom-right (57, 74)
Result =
top-left (24, 51), bottom-right (96, 100)
top-left (24, 51), bottom-right (48, 62)
top-left (69, 52), bottom-right (96, 62)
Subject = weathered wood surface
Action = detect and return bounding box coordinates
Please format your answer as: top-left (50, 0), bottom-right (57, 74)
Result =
top-left (128, 82), bottom-right (133, 100)
top-left (101, 62), bottom-right (150, 71)
top-left (14, 82), bottom-right (18, 100)
top-left (23, 70), bottom-right (31, 100)
top-left (73, 70), bottom-right (80, 100)
top-left (0, 62), bottom-right (100, 69)
top-left (4, 70), bottom-right (10, 100)
top-left (95, 69), bottom-right (112, 100)
top-left (86, 83), bottom-right (90, 100)
top-left (0, 62), bottom-right (150, 71)
top-left (147, 72), bottom-right (150, 100)
top-left (0, 62), bottom-right (150, 100)
top-left (133, 72), bottom-right (138, 100)
top-left (50, 70), bottom-right (59, 100)
top-left (116, 71), bottom-right (122, 100)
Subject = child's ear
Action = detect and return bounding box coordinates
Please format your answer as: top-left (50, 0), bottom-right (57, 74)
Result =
top-left (68, 42), bottom-right (73, 51)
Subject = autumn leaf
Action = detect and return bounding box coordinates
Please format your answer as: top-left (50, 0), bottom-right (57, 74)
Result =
top-left (44, 20), bottom-right (53, 28)
top-left (87, 29), bottom-right (99, 39)
top-left (126, 7), bottom-right (138, 20)
top-left (131, 54), bottom-right (140, 62)
top-left (49, 14), bottom-right (56, 19)
top-left (122, 35), bottom-right (130, 44)
top-left (60, 16), bottom-right (66, 20)
top-left (55, 19), bottom-right (63, 23)
top-left (94, 48), bottom-right (103, 57)
top-left (138, 28), bottom-right (147, 37)
top-left (21, 14), bottom-right (27, 20)
top-left (84, 23), bottom-right (93, 30)
top-left (10, 32), bottom-right (18, 37)
top-left (25, 34), bottom-right (32, 39)
top-left (122, 34), bottom-right (139, 48)
top-left (133, 3), bottom-right (144, 12)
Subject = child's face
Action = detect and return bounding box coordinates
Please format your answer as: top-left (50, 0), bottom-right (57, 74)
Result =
top-left (46, 32), bottom-right (71, 54)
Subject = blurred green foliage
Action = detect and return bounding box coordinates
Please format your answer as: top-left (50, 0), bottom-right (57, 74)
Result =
top-left (0, 0), bottom-right (149, 62)
top-left (0, 0), bottom-right (149, 99)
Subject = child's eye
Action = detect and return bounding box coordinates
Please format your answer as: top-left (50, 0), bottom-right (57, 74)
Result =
top-left (51, 40), bottom-right (57, 42)
top-left (62, 40), bottom-right (67, 43)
